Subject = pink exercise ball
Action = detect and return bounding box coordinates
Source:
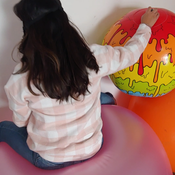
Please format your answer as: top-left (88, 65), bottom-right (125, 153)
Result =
top-left (0, 106), bottom-right (172, 175)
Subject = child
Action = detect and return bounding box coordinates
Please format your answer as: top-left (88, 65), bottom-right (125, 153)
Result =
top-left (0, 0), bottom-right (159, 170)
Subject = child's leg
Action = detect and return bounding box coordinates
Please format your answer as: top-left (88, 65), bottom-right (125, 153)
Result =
top-left (0, 121), bottom-right (34, 164)
top-left (33, 153), bottom-right (85, 170)
top-left (100, 92), bottom-right (116, 105)
top-left (0, 121), bottom-right (85, 170)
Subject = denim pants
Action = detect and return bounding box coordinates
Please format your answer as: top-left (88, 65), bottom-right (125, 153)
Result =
top-left (0, 92), bottom-right (115, 170)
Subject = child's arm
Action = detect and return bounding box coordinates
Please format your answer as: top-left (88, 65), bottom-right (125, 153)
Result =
top-left (91, 7), bottom-right (159, 76)
top-left (4, 65), bottom-right (32, 127)
top-left (4, 86), bottom-right (32, 127)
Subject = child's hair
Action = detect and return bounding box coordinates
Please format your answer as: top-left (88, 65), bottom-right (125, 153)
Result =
top-left (13, 0), bottom-right (99, 101)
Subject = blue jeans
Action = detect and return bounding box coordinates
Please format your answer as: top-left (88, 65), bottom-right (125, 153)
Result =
top-left (100, 92), bottom-right (116, 105)
top-left (0, 92), bottom-right (115, 170)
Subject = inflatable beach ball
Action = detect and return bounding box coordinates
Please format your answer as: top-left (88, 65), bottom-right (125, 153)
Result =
top-left (103, 8), bottom-right (175, 97)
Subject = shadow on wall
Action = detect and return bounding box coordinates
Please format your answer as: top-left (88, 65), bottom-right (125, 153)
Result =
top-left (0, 0), bottom-right (22, 107)
top-left (86, 6), bottom-right (139, 44)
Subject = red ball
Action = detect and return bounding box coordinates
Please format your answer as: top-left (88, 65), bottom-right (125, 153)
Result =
top-left (103, 8), bottom-right (175, 97)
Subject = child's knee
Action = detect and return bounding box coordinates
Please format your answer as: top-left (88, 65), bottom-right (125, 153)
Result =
top-left (0, 121), bottom-right (14, 128)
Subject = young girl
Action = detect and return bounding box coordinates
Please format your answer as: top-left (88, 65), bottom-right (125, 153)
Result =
top-left (0, 0), bottom-right (159, 170)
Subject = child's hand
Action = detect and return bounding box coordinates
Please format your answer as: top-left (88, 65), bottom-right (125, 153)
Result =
top-left (141, 7), bottom-right (159, 28)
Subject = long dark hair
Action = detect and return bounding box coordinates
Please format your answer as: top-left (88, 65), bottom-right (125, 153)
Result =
top-left (13, 0), bottom-right (99, 101)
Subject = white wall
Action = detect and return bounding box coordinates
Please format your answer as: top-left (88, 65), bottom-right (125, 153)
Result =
top-left (0, 0), bottom-right (175, 108)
